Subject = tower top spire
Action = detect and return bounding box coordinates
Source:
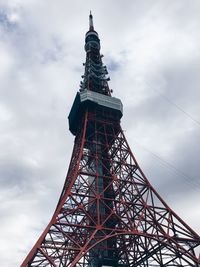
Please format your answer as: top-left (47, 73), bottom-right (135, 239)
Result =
top-left (83, 12), bottom-right (112, 97)
top-left (89, 11), bottom-right (94, 31)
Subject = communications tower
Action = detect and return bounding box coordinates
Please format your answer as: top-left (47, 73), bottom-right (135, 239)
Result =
top-left (21, 13), bottom-right (200, 267)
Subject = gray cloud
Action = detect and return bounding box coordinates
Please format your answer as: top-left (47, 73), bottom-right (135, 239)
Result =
top-left (0, 1), bottom-right (200, 266)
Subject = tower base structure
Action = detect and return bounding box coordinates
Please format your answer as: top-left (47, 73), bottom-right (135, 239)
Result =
top-left (21, 105), bottom-right (200, 267)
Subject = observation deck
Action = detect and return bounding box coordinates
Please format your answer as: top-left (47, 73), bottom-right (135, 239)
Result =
top-left (68, 90), bottom-right (123, 135)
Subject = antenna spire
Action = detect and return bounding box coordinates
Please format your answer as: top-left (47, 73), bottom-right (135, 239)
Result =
top-left (89, 11), bottom-right (94, 31)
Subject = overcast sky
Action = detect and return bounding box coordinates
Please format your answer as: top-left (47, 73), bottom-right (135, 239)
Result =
top-left (0, 1), bottom-right (200, 266)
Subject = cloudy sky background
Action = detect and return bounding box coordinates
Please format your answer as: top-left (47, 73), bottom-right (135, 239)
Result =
top-left (0, 0), bottom-right (200, 266)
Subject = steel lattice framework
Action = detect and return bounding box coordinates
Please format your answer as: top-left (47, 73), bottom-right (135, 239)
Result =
top-left (21, 13), bottom-right (200, 267)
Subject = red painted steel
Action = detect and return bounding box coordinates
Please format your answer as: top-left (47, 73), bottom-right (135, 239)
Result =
top-left (21, 108), bottom-right (200, 267)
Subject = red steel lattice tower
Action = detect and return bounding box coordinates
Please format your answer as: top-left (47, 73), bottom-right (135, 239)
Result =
top-left (21, 13), bottom-right (200, 267)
